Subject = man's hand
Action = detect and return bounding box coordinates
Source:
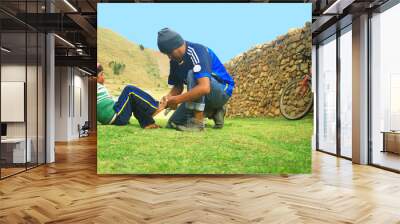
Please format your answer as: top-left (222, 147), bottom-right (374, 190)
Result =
top-left (160, 78), bottom-right (211, 110)
top-left (166, 95), bottom-right (179, 109)
top-left (160, 95), bottom-right (177, 109)
top-left (170, 77), bottom-right (210, 104)
top-left (161, 85), bottom-right (183, 109)
top-left (161, 95), bottom-right (169, 105)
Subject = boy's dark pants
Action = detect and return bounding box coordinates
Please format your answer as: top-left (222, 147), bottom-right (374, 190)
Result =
top-left (113, 85), bottom-right (159, 128)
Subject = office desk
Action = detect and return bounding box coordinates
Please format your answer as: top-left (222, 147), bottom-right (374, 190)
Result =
top-left (381, 131), bottom-right (400, 154)
top-left (1, 138), bottom-right (31, 164)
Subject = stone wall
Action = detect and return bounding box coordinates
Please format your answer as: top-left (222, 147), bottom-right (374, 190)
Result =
top-left (224, 22), bottom-right (312, 117)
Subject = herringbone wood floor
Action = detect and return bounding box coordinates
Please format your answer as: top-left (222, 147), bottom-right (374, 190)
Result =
top-left (1, 135), bottom-right (400, 224)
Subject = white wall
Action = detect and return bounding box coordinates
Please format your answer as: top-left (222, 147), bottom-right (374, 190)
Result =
top-left (54, 67), bottom-right (89, 141)
top-left (55, 67), bottom-right (69, 141)
top-left (70, 72), bottom-right (89, 139)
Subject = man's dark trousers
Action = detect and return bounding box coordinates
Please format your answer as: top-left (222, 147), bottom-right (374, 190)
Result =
top-left (168, 70), bottom-right (230, 126)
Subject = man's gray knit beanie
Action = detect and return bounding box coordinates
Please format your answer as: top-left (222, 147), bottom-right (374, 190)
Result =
top-left (157, 28), bottom-right (184, 54)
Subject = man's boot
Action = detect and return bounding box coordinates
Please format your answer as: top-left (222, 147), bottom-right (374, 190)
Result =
top-left (176, 111), bottom-right (205, 132)
top-left (175, 117), bottom-right (205, 132)
top-left (212, 106), bottom-right (226, 129)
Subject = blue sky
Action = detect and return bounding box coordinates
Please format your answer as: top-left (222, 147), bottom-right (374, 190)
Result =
top-left (98, 3), bottom-right (311, 63)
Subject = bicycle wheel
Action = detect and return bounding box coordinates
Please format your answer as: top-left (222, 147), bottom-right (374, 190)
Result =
top-left (279, 78), bottom-right (313, 120)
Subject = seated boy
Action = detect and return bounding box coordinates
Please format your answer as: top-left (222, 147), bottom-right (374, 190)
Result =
top-left (96, 63), bottom-right (166, 128)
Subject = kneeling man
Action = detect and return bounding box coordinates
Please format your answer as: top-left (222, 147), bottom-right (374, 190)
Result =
top-left (157, 28), bottom-right (235, 131)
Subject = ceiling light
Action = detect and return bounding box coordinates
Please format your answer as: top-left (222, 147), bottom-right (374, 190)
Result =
top-left (323, 0), bottom-right (354, 15)
top-left (1, 47), bottom-right (11, 53)
top-left (78, 68), bottom-right (92, 76)
top-left (63, 0), bottom-right (78, 12)
top-left (54, 34), bottom-right (75, 48)
top-left (76, 48), bottom-right (85, 55)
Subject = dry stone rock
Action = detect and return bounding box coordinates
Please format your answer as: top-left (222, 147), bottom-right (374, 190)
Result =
top-left (224, 23), bottom-right (312, 118)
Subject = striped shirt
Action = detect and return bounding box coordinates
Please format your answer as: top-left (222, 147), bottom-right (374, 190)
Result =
top-left (97, 83), bottom-right (116, 124)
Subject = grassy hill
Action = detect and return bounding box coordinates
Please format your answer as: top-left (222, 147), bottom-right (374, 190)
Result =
top-left (98, 28), bottom-right (170, 98)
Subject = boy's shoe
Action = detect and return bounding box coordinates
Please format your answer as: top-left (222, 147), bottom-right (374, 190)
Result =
top-left (176, 118), bottom-right (205, 132)
top-left (144, 124), bottom-right (160, 129)
top-left (212, 106), bottom-right (226, 129)
top-left (166, 121), bottom-right (177, 129)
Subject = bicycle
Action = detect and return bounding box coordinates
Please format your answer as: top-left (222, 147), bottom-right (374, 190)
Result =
top-left (279, 72), bottom-right (313, 120)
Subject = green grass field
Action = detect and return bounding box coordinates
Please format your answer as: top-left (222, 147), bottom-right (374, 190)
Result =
top-left (97, 116), bottom-right (313, 174)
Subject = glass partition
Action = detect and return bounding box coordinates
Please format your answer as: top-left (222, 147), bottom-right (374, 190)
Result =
top-left (0, 1), bottom-right (46, 179)
top-left (317, 35), bottom-right (337, 154)
top-left (370, 3), bottom-right (400, 171)
top-left (339, 26), bottom-right (352, 158)
top-left (27, 31), bottom-right (38, 169)
top-left (1, 31), bottom-right (28, 177)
